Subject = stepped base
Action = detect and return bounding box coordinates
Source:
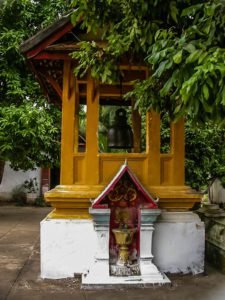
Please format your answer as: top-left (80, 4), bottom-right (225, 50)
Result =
top-left (82, 260), bottom-right (170, 289)
top-left (40, 212), bottom-right (205, 279)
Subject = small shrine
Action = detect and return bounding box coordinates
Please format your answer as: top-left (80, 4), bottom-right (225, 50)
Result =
top-left (20, 13), bottom-right (205, 283)
top-left (82, 163), bottom-right (169, 286)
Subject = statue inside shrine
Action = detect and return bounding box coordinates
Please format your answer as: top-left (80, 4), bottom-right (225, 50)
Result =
top-left (86, 163), bottom-right (170, 285)
top-left (90, 164), bottom-right (160, 277)
top-left (108, 176), bottom-right (141, 276)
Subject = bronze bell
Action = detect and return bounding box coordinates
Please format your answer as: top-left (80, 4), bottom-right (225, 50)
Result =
top-left (108, 108), bottom-right (134, 149)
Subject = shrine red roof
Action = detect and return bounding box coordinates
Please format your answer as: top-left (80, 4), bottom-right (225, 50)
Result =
top-left (92, 162), bottom-right (158, 209)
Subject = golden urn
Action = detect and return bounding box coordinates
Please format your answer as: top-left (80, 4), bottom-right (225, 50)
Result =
top-left (112, 228), bottom-right (137, 266)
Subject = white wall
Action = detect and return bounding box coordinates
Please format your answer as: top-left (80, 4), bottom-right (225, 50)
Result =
top-left (0, 162), bottom-right (41, 201)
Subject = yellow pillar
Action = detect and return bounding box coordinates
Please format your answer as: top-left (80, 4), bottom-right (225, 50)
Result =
top-left (60, 61), bottom-right (76, 185)
top-left (132, 104), bottom-right (141, 153)
top-left (146, 110), bottom-right (161, 185)
top-left (74, 80), bottom-right (79, 153)
top-left (85, 74), bottom-right (99, 185)
top-left (170, 118), bottom-right (185, 185)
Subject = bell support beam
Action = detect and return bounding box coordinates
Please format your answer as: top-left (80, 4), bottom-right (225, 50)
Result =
top-left (132, 101), bottom-right (141, 153)
top-left (85, 74), bottom-right (100, 185)
top-left (146, 110), bottom-right (161, 185)
top-left (74, 79), bottom-right (80, 153)
top-left (60, 61), bottom-right (76, 185)
top-left (170, 118), bottom-right (185, 186)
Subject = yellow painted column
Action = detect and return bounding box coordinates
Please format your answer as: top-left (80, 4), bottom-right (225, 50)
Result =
top-left (132, 103), bottom-right (141, 153)
top-left (146, 110), bottom-right (161, 185)
top-left (85, 74), bottom-right (99, 185)
top-left (60, 61), bottom-right (76, 185)
top-left (170, 118), bottom-right (185, 185)
top-left (74, 79), bottom-right (79, 153)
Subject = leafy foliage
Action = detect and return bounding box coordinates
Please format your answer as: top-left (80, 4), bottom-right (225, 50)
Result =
top-left (1, 0), bottom-right (225, 191)
top-left (159, 117), bottom-right (225, 190)
top-left (0, 0), bottom-right (68, 106)
top-left (185, 122), bottom-right (225, 190)
top-left (0, 104), bottom-right (61, 170)
top-left (71, 0), bottom-right (225, 189)
top-left (0, 0), bottom-right (69, 170)
top-left (71, 0), bottom-right (225, 124)
top-left (23, 177), bottom-right (38, 193)
top-left (34, 196), bottom-right (49, 207)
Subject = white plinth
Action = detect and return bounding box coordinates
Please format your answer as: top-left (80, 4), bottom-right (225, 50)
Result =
top-left (153, 212), bottom-right (205, 274)
top-left (40, 218), bottom-right (97, 279)
top-left (40, 212), bottom-right (205, 279)
top-left (82, 260), bottom-right (170, 288)
top-left (82, 208), bottom-right (170, 288)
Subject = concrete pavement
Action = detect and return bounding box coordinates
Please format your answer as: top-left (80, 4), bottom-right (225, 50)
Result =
top-left (0, 205), bottom-right (225, 300)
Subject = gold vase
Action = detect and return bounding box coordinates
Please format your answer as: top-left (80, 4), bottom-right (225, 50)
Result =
top-left (112, 228), bottom-right (137, 266)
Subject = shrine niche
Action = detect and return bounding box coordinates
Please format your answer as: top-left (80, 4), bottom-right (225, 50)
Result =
top-left (108, 178), bottom-right (141, 275)
top-left (85, 163), bottom-right (170, 285)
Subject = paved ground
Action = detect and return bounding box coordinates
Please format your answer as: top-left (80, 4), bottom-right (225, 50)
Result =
top-left (0, 206), bottom-right (225, 300)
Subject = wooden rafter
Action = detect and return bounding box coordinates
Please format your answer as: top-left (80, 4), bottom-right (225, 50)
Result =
top-left (42, 73), bottom-right (62, 99)
top-left (34, 52), bottom-right (71, 60)
top-left (26, 23), bottom-right (74, 59)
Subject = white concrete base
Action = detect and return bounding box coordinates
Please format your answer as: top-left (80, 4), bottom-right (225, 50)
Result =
top-left (153, 212), bottom-right (205, 274)
top-left (40, 218), bottom-right (97, 279)
top-left (40, 211), bottom-right (205, 279)
top-left (82, 260), bottom-right (170, 288)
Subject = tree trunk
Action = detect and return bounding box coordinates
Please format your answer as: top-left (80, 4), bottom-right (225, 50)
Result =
top-left (0, 160), bottom-right (5, 184)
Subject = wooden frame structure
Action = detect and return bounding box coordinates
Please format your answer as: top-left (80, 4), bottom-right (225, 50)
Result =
top-left (21, 14), bottom-right (201, 219)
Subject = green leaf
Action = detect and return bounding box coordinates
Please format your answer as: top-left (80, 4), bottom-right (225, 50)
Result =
top-left (173, 50), bottom-right (183, 64)
top-left (202, 19), bottom-right (212, 35)
top-left (221, 86), bottom-right (225, 105)
top-left (198, 52), bottom-right (208, 63)
top-left (206, 78), bottom-right (214, 89)
top-left (202, 101), bottom-right (213, 113)
top-left (153, 60), bottom-right (169, 77)
top-left (203, 84), bottom-right (209, 101)
top-left (181, 4), bottom-right (203, 17)
top-left (174, 104), bottom-right (182, 115)
top-left (204, 3), bottom-right (217, 17)
top-left (160, 77), bottom-right (173, 96)
top-left (184, 43), bottom-right (196, 53)
top-left (170, 1), bottom-right (178, 23)
top-left (186, 50), bottom-right (203, 64)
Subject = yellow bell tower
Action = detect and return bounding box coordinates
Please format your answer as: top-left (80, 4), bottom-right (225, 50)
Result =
top-left (21, 14), bottom-right (204, 280)
top-left (21, 16), bottom-right (201, 219)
